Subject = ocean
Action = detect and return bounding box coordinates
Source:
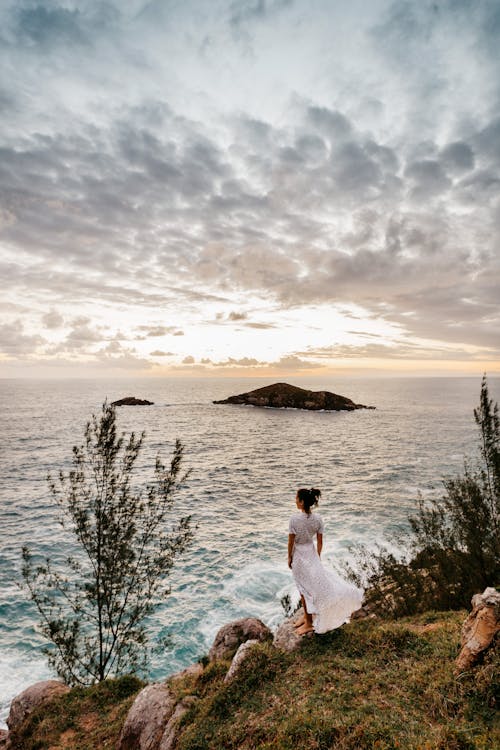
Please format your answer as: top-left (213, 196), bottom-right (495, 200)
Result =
top-left (1, 375), bottom-right (497, 727)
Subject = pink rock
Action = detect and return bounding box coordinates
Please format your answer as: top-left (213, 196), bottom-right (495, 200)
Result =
top-left (117, 683), bottom-right (176, 750)
top-left (224, 640), bottom-right (260, 683)
top-left (455, 587), bottom-right (500, 672)
top-left (209, 617), bottom-right (272, 661)
top-left (7, 680), bottom-right (70, 733)
top-left (168, 663), bottom-right (203, 683)
top-left (273, 619), bottom-right (303, 653)
top-left (158, 696), bottom-right (198, 750)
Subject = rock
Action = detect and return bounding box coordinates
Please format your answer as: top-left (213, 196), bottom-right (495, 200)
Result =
top-left (209, 617), bottom-right (273, 661)
top-left (455, 587), bottom-right (500, 672)
top-left (112, 396), bottom-right (154, 406)
top-left (350, 605), bottom-right (374, 620)
top-left (224, 639), bottom-right (260, 683)
top-left (168, 663), bottom-right (204, 683)
top-left (117, 683), bottom-right (176, 750)
top-left (0, 729), bottom-right (8, 748)
top-left (273, 619), bottom-right (303, 653)
top-left (213, 382), bottom-right (374, 411)
top-left (7, 680), bottom-right (70, 734)
top-left (159, 696), bottom-right (198, 750)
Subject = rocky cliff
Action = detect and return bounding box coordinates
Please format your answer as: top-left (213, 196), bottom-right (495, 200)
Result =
top-left (3, 591), bottom-right (498, 750)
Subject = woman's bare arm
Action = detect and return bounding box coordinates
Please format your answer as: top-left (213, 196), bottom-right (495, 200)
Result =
top-left (316, 532), bottom-right (323, 557)
top-left (288, 533), bottom-right (295, 568)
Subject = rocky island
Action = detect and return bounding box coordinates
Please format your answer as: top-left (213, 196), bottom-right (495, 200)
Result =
top-left (213, 382), bottom-right (374, 411)
top-left (111, 397), bottom-right (154, 406)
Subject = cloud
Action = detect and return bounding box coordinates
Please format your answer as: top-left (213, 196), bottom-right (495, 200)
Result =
top-left (177, 354), bottom-right (323, 370)
top-left (64, 319), bottom-right (104, 349)
top-left (228, 311), bottom-right (247, 321)
top-left (297, 341), bottom-right (498, 362)
top-left (150, 349), bottom-right (175, 356)
top-left (439, 141), bottom-right (475, 173)
top-left (42, 309), bottom-right (64, 329)
top-left (212, 311), bottom-right (275, 328)
top-left (136, 325), bottom-right (183, 338)
top-left (93, 341), bottom-right (153, 370)
top-left (0, 319), bottom-right (44, 356)
top-left (0, 0), bottom-right (498, 373)
top-left (12, 5), bottom-right (90, 48)
top-left (2, 95), bottom-right (498, 354)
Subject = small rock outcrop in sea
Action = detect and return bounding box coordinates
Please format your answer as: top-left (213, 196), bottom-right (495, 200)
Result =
top-left (111, 396), bottom-right (154, 406)
top-left (455, 587), bottom-right (499, 672)
top-left (213, 382), bottom-right (374, 411)
top-left (208, 617), bottom-right (273, 661)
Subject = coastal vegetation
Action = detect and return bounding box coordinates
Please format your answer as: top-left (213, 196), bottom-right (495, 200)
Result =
top-left (345, 376), bottom-right (500, 616)
top-left (21, 401), bottom-right (193, 685)
top-left (7, 612), bottom-right (498, 750)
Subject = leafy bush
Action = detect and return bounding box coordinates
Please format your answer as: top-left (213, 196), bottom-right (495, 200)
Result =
top-left (346, 376), bottom-right (500, 615)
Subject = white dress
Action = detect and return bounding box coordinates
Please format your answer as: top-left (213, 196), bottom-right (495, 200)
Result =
top-left (289, 511), bottom-right (364, 634)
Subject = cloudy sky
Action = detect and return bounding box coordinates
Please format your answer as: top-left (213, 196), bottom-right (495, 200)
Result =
top-left (1, 0), bottom-right (499, 378)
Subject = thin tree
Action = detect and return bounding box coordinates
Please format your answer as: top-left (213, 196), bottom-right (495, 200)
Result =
top-left (22, 401), bottom-right (193, 685)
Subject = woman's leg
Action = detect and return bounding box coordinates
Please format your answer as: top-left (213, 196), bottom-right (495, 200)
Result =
top-left (293, 594), bottom-right (307, 627)
top-left (296, 595), bottom-right (314, 635)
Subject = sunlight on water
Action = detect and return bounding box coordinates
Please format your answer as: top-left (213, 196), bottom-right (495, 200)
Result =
top-left (0, 375), bottom-right (498, 726)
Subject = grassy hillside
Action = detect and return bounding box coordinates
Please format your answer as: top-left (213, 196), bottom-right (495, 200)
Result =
top-left (8, 612), bottom-right (498, 750)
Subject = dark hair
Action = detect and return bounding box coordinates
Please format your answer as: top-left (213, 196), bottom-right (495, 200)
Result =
top-left (297, 487), bottom-right (321, 514)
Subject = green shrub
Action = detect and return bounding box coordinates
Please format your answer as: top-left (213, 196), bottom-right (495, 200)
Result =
top-left (346, 376), bottom-right (500, 615)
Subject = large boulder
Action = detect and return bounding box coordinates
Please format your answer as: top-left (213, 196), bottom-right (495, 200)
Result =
top-left (7, 680), bottom-right (70, 734)
top-left (209, 617), bottom-right (273, 661)
top-left (213, 382), bottom-right (374, 411)
top-left (158, 696), bottom-right (198, 750)
top-left (117, 683), bottom-right (199, 750)
top-left (273, 618), bottom-right (303, 652)
top-left (117, 684), bottom-right (176, 750)
top-left (455, 587), bottom-right (499, 672)
top-left (0, 729), bottom-right (8, 748)
top-left (224, 639), bottom-right (260, 683)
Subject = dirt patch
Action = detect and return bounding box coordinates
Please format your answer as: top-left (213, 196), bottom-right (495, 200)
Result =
top-left (408, 622), bottom-right (444, 633)
top-left (79, 712), bottom-right (100, 732)
top-left (49, 727), bottom-right (76, 750)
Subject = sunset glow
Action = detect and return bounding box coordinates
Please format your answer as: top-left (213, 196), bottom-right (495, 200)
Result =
top-left (1, 1), bottom-right (499, 378)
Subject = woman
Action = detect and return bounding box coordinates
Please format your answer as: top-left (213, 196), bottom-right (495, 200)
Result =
top-left (288, 487), bottom-right (363, 635)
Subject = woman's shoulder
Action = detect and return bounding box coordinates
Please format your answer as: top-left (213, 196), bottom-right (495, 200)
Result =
top-left (310, 512), bottom-right (324, 527)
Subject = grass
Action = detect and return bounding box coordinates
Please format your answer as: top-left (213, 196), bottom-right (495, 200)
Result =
top-left (175, 611), bottom-right (498, 750)
top-left (7, 675), bottom-right (144, 750)
top-left (7, 612), bottom-right (498, 750)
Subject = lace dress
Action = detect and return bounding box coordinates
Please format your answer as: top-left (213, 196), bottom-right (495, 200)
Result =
top-left (289, 511), bottom-right (363, 633)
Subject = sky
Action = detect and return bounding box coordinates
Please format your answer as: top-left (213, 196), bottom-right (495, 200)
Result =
top-left (1, 0), bottom-right (499, 379)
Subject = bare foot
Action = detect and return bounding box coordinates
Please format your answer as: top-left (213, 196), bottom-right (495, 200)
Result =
top-left (293, 618), bottom-right (305, 628)
top-left (296, 623), bottom-right (314, 636)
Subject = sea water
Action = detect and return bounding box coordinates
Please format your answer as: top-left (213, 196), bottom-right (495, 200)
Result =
top-left (1, 375), bottom-right (498, 726)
